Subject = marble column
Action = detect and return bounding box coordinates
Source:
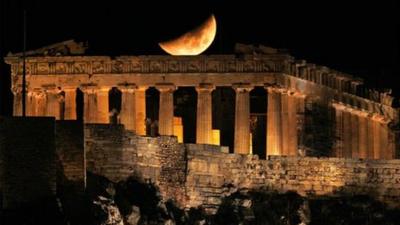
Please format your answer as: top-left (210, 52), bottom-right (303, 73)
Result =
top-left (350, 113), bottom-right (359, 158)
top-left (333, 103), bottom-right (344, 157)
top-left (342, 111), bottom-right (352, 158)
top-left (12, 87), bottom-right (22, 116)
top-left (379, 121), bottom-right (390, 159)
top-left (367, 118), bottom-right (375, 159)
top-left (372, 117), bottom-right (381, 159)
top-left (34, 89), bottom-right (47, 117)
top-left (280, 91), bottom-right (290, 156)
top-left (295, 93), bottom-right (306, 154)
top-left (357, 112), bottom-right (369, 159)
top-left (135, 87), bottom-right (147, 135)
top-left (266, 86), bottom-right (282, 156)
top-left (96, 87), bottom-right (110, 124)
top-left (26, 90), bottom-right (36, 116)
top-left (81, 86), bottom-right (97, 123)
top-left (63, 87), bottom-right (77, 120)
top-left (45, 87), bottom-right (62, 120)
top-left (287, 93), bottom-right (298, 156)
top-left (157, 84), bottom-right (175, 136)
top-left (386, 125), bottom-right (397, 160)
top-left (196, 83), bottom-right (214, 144)
top-left (119, 84), bottom-right (137, 131)
top-left (233, 84), bottom-right (252, 154)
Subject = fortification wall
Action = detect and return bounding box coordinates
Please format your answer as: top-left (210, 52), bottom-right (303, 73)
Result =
top-left (185, 147), bottom-right (400, 212)
top-left (55, 121), bottom-right (86, 191)
top-left (84, 124), bottom-right (187, 204)
top-left (84, 125), bottom-right (400, 212)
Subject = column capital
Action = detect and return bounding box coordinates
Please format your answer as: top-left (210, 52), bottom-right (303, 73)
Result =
top-left (62, 86), bottom-right (78, 92)
top-left (31, 88), bottom-right (46, 98)
top-left (293, 91), bottom-right (307, 99)
top-left (11, 86), bottom-right (23, 95)
top-left (118, 83), bottom-right (138, 93)
top-left (371, 114), bottom-right (391, 124)
top-left (352, 109), bottom-right (370, 118)
top-left (79, 84), bottom-right (110, 94)
top-left (155, 83), bottom-right (175, 92)
top-left (264, 84), bottom-right (282, 93)
top-left (196, 83), bottom-right (215, 92)
top-left (42, 84), bottom-right (61, 94)
top-left (232, 83), bottom-right (252, 93)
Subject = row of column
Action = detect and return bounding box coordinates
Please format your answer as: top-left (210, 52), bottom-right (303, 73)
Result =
top-left (266, 87), bottom-right (306, 156)
top-left (13, 86), bottom-right (63, 120)
top-left (12, 84), bottom-right (305, 156)
top-left (333, 102), bottom-right (395, 159)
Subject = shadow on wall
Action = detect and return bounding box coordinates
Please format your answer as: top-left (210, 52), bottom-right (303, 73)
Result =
top-left (50, 172), bottom-right (400, 225)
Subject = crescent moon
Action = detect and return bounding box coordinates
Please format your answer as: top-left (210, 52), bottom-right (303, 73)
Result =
top-left (159, 14), bottom-right (217, 56)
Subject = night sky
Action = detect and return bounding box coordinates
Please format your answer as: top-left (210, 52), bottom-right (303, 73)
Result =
top-left (0, 0), bottom-right (398, 116)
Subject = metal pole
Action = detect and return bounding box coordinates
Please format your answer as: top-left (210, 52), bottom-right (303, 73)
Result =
top-left (22, 10), bottom-right (26, 117)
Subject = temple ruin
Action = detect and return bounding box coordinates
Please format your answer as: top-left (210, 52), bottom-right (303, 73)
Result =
top-left (2, 40), bottom-right (400, 215)
top-left (5, 40), bottom-right (399, 159)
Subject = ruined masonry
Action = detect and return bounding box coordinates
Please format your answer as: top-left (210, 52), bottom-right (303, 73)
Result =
top-left (2, 40), bottom-right (400, 212)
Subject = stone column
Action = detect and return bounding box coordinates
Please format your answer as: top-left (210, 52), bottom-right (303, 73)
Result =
top-left (196, 83), bottom-right (214, 144)
top-left (295, 93), bottom-right (306, 154)
top-left (367, 117), bottom-right (375, 159)
top-left (342, 111), bottom-right (352, 158)
top-left (12, 87), bottom-right (22, 116)
top-left (81, 85), bottom-right (98, 123)
top-left (372, 117), bottom-right (381, 159)
top-left (233, 84), bottom-right (252, 154)
top-left (96, 87), bottom-right (110, 124)
top-left (266, 86), bottom-right (282, 156)
top-left (135, 87), bottom-right (147, 136)
top-left (45, 87), bottom-right (62, 120)
top-left (280, 90), bottom-right (290, 156)
top-left (156, 84), bottom-right (175, 136)
top-left (119, 84), bottom-right (137, 131)
top-left (34, 89), bottom-right (47, 117)
top-left (386, 125), bottom-right (397, 160)
top-left (350, 113), bottom-right (359, 158)
top-left (26, 90), bottom-right (36, 116)
top-left (379, 121), bottom-right (390, 159)
top-left (357, 111), bottom-right (369, 159)
top-left (287, 93), bottom-right (299, 156)
top-left (63, 87), bottom-right (77, 120)
top-left (332, 103), bottom-right (344, 157)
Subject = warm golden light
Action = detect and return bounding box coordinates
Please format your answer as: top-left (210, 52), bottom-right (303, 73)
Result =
top-left (212, 129), bottom-right (220, 145)
top-left (159, 14), bottom-right (217, 56)
top-left (174, 117), bottom-right (184, 143)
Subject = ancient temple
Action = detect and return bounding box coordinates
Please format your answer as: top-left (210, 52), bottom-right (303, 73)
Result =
top-left (5, 40), bottom-right (400, 159)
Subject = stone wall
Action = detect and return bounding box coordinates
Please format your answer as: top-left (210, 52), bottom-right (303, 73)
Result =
top-left (83, 125), bottom-right (400, 212)
top-left (84, 124), bottom-right (189, 205)
top-left (185, 147), bottom-right (400, 212)
top-left (0, 117), bottom-right (56, 209)
top-left (85, 124), bottom-right (137, 182)
top-left (55, 120), bottom-right (85, 191)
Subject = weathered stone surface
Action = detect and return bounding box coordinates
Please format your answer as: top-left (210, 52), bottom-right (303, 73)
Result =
top-left (92, 196), bottom-right (124, 225)
top-left (56, 120), bottom-right (85, 191)
top-left (83, 125), bottom-right (400, 212)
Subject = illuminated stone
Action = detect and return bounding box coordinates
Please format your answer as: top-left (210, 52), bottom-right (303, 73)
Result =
top-left (233, 84), bottom-right (252, 154)
top-left (196, 83), bottom-right (214, 144)
top-left (174, 117), bottom-right (183, 143)
top-left (156, 84), bottom-right (175, 136)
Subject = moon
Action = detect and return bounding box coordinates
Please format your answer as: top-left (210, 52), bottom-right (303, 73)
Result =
top-left (159, 14), bottom-right (217, 56)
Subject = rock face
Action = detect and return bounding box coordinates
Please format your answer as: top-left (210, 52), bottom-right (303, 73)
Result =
top-left (124, 205), bottom-right (140, 225)
top-left (92, 196), bottom-right (124, 225)
top-left (55, 173), bottom-right (399, 225)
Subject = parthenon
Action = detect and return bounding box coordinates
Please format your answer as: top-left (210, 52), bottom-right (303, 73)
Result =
top-left (5, 40), bottom-right (400, 159)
